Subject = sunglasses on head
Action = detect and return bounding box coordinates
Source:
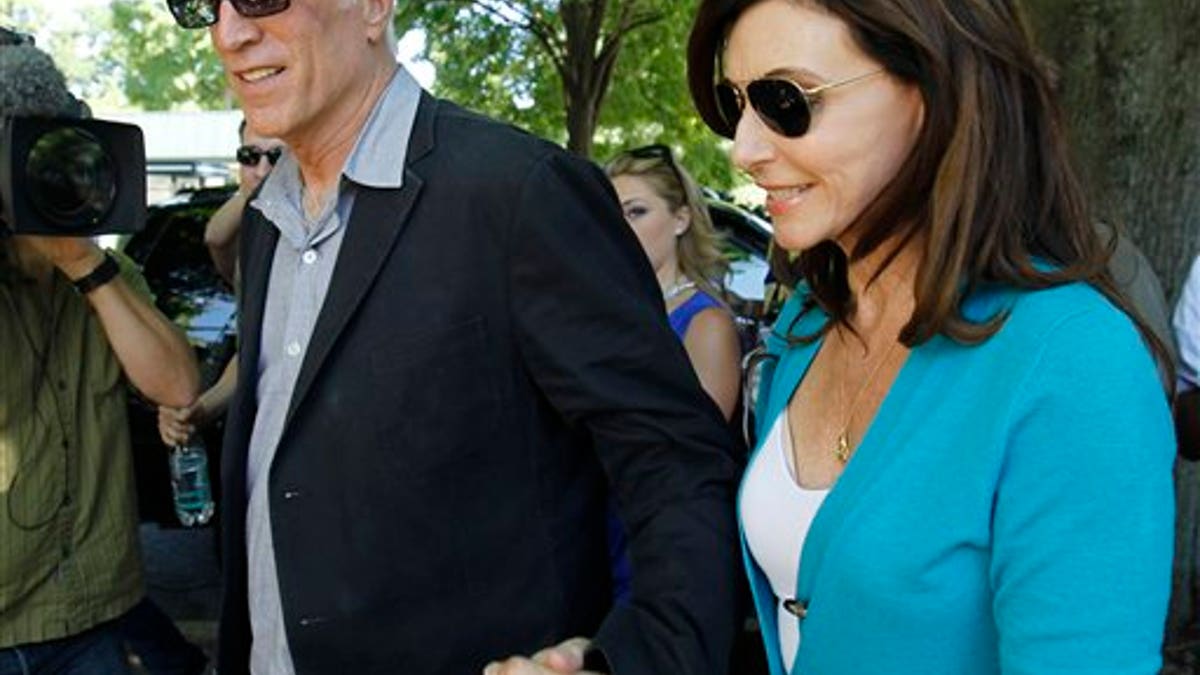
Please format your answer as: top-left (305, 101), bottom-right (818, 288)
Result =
top-left (625, 144), bottom-right (686, 188)
top-left (166, 0), bottom-right (291, 29)
top-left (714, 69), bottom-right (883, 138)
top-left (236, 144), bottom-right (283, 167)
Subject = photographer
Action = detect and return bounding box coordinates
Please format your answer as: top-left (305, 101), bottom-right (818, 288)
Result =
top-left (0, 33), bottom-right (200, 673)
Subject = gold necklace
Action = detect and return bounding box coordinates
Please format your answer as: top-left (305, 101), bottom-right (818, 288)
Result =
top-left (834, 331), bottom-right (902, 463)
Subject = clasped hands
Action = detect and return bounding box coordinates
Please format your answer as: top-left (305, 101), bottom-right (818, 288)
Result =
top-left (483, 637), bottom-right (602, 675)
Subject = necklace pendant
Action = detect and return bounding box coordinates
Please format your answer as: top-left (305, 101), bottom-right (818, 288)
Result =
top-left (835, 432), bottom-right (851, 463)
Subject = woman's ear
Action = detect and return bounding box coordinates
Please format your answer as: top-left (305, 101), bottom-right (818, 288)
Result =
top-left (674, 207), bottom-right (692, 237)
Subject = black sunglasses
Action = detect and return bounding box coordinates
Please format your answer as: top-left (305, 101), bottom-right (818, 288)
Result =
top-left (625, 144), bottom-right (687, 189)
top-left (236, 144), bottom-right (283, 167)
top-left (166, 0), bottom-right (291, 29)
top-left (714, 70), bottom-right (882, 138)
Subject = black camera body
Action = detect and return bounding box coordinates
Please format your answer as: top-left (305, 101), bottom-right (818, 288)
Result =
top-left (1, 116), bottom-right (145, 236)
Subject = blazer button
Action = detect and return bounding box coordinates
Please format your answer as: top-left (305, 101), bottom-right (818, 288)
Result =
top-left (282, 489), bottom-right (302, 500)
top-left (782, 598), bottom-right (808, 619)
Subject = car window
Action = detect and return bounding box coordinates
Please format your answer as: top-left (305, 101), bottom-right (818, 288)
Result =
top-left (128, 195), bottom-right (238, 362)
top-left (707, 200), bottom-right (772, 305)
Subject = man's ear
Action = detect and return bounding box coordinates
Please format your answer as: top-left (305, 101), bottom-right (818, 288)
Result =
top-left (363, 0), bottom-right (394, 45)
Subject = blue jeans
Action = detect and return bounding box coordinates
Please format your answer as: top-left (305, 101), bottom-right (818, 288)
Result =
top-left (0, 618), bottom-right (130, 675)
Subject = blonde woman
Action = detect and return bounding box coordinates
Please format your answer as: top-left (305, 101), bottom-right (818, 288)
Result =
top-left (607, 145), bottom-right (742, 420)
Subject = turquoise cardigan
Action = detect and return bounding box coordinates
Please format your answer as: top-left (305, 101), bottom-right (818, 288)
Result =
top-left (743, 282), bottom-right (1175, 674)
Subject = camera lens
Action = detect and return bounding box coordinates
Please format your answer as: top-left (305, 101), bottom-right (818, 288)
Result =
top-left (24, 126), bottom-right (116, 229)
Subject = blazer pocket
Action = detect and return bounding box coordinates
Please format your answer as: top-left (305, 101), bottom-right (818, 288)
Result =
top-left (367, 316), bottom-right (503, 479)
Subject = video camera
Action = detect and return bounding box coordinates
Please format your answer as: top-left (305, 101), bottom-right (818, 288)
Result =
top-left (1, 116), bottom-right (146, 236)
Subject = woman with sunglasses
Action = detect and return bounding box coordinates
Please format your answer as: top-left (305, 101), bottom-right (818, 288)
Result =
top-left (686, 1), bottom-right (1176, 673)
top-left (606, 145), bottom-right (742, 421)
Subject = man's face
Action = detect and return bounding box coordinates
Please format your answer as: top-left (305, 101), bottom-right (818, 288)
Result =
top-left (238, 127), bottom-right (285, 191)
top-left (208, 0), bottom-right (387, 147)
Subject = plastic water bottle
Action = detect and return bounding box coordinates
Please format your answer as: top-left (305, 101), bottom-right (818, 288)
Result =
top-left (169, 438), bottom-right (215, 527)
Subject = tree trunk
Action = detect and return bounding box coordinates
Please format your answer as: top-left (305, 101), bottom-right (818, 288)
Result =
top-left (1024, 2), bottom-right (1200, 669)
top-left (1166, 460), bottom-right (1200, 673)
top-left (565, 90), bottom-right (598, 157)
top-left (1023, 0), bottom-right (1200, 298)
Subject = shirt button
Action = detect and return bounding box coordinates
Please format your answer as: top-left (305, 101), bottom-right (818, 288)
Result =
top-left (286, 341), bottom-right (302, 357)
top-left (302, 249), bottom-right (318, 265)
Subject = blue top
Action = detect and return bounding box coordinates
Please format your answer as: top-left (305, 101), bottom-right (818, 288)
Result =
top-left (743, 281), bottom-right (1175, 674)
top-left (669, 289), bottom-right (722, 339)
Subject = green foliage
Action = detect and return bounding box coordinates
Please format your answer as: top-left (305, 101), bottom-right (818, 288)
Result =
top-left (399, 0), bottom-right (738, 189)
top-left (105, 0), bottom-right (229, 110)
top-left (1, 0), bottom-right (124, 107)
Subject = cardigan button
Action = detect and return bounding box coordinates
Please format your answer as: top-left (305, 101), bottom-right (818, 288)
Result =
top-left (782, 598), bottom-right (808, 619)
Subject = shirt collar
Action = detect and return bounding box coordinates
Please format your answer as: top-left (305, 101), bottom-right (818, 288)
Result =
top-left (344, 65), bottom-right (422, 190)
top-left (254, 63), bottom-right (422, 207)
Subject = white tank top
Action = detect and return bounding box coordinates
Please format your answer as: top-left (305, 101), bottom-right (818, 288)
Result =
top-left (740, 414), bottom-right (830, 672)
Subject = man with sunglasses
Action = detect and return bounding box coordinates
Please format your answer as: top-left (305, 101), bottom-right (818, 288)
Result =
top-left (157, 118), bottom-right (285, 458)
top-left (206, 119), bottom-right (285, 285)
top-left (166, 1), bottom-right (740, 674)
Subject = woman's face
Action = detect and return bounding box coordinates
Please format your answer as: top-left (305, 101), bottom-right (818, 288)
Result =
top-left (610, 174), bottom-right (689, 277)
top-left (723, 0), bottom-right (924, 254)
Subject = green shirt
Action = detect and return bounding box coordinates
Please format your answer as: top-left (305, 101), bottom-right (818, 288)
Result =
top-left (0, 250), bottom-right (148, 646)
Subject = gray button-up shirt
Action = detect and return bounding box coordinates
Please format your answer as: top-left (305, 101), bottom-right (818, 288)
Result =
top-left (244, 65), bottom-right (421, 675)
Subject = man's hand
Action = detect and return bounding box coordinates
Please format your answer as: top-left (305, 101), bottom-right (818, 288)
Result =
top-left (483, 638), bottom-right (597, 675)
top-left (158, 403), bottom-right (203, 447)
top-left (20, 235), bottom-right (104, 280)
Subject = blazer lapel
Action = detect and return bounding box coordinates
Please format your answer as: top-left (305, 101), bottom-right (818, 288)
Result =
top-left (283, 177), bottom-right (423, 431)
top-left (238, 210), bottom-right (278, 392)
top-left (282, 93), bottom-right (438, 429)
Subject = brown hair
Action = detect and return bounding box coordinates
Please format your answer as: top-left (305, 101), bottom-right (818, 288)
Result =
top-left (605, 147), bottom-right (731, 303)
top-left (686, 0), bottom-right (1170, 373)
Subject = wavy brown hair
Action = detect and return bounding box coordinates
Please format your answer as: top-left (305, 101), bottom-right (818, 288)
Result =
top-left (686, 0), bottom-right (1170, 373)
top-left (605, 146), bottom-right (731, 304)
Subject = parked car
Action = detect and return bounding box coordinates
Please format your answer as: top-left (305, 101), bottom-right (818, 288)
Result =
top-left (121, 186), bottom-right (774, 524)
top-left (705, 193), bottom-right (773, 318)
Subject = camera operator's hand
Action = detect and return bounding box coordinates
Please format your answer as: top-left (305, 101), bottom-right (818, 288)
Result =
top-left (20, 235), bottom-right (105, 281)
